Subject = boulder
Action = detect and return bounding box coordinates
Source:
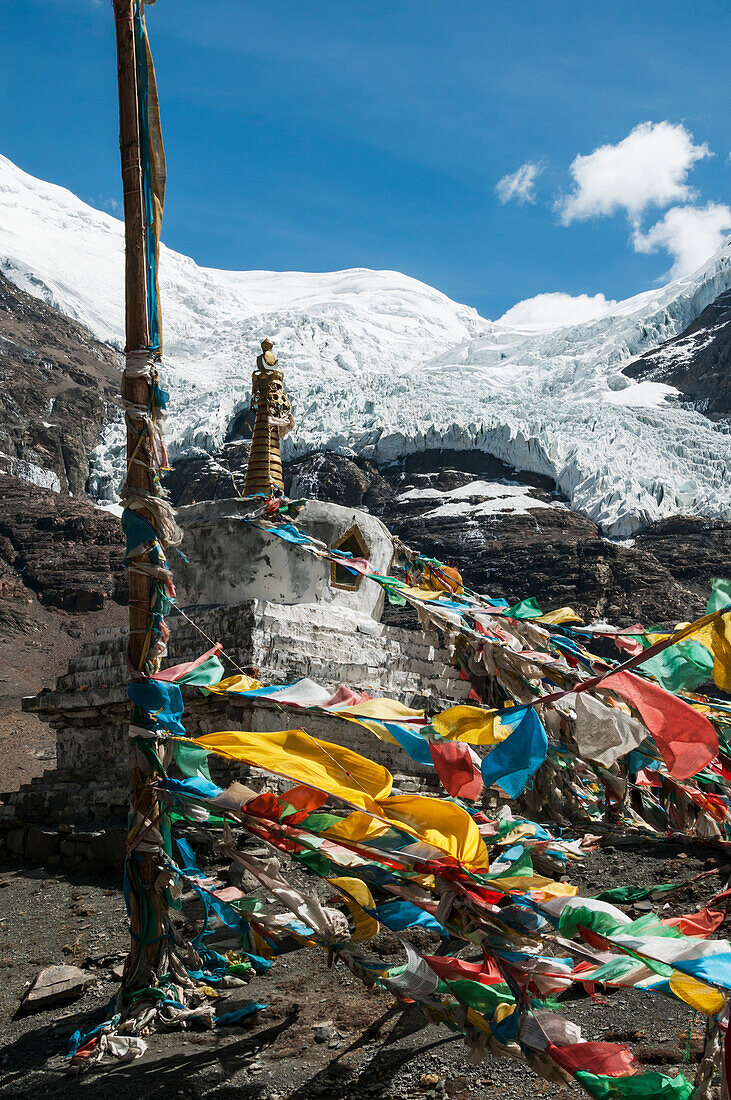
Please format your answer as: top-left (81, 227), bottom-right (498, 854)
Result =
top-left (20, 964), bottom-right (92, 1012)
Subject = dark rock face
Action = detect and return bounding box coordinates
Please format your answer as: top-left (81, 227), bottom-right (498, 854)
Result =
top-left (0, 474), bottom-right (126, 615)
top-left (0, 272), bottom-right (121, 494)
top-left (287, 453), bottom-right (395, 512)
top-left (0, 475), bottom-right (126, 798)
top-left (276, 449), bottom-right (725, 627)
top-left (624, 288), bottom-right (731, 419)
top-left (635, 517), bottom-right (731, 608)
top-left (164, 440), bottom-right (251, 506)
top-left (285, 447), bottom-right (556, 513)
top-left (382, 506), bottom-right (718, 626)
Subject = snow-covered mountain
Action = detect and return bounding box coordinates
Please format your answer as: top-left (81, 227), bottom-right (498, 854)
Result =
top-left (1, 153), bottom-right (729, 537)
top-left (624, 289), bottom-right (731, 419)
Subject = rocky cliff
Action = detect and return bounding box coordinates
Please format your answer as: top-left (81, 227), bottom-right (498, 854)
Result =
top-left (0, 271), bottom-right (120, 494)
top-left (624, 288), bottom-right (731, 419)
top-left (0, 474), bottom-right (126, 790)
top-left (0, 475), bottom-right (126, 617)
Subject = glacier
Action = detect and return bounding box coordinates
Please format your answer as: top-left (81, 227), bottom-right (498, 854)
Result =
top-left (0, 152), bottom-right (730, 537)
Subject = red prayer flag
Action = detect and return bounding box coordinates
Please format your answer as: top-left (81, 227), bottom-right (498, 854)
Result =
top-left (548, 1040), bottom-right (639, 1077)
top-left (601, 668), bottom-right (717, 779)
top-left (666, 907), bottom-right (726, 937)
top-left (429, 740), bottom-right (483, 799)
top-left (422, 955), bottom-right (504, 984)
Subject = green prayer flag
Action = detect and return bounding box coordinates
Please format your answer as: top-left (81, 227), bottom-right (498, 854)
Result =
top-left (300, 812), bottom-right (344, 831)
top-left (580, 956), bottom-right (642, 984)
top-left (294, 849), bottom-right (335, 876)
top-left (558, 904), bottom-right (622, 940)
top-left (642, 639), bottom-right (714, 693)
top-left (505, 596), bottom-right (543, 620)
top-left (173, 739), bottom-right (212, 782)
top-left (575, 1069), bottom-right (693, 1099)
top-left (486, 848), bottom-right (533, 881)
top-left (176, 655), bottom-right (226, 687)
top-left (595, 883), bottom-right (677, 904)
top-left (445, 978), bottom-right (514, 1013)
top-left (707, 577), bottom-right (731, 614)
top-left (623, 912), bottom-right (683, 939)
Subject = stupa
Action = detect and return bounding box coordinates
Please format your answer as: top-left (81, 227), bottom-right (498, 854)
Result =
top-left (242, 338), bottom-right (294, 497)
top-left (1, 343), bottom-right (472, 863)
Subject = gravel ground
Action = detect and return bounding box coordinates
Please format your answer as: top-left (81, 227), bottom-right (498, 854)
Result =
top-left (0, 833), bottom-right (726, 1100)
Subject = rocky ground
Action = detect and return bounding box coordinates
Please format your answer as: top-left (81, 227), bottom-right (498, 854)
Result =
top-left (0, 831), bottom-right (725, 1100)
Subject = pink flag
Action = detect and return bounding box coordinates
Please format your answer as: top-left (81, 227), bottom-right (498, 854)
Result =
top-left (548, 1041), bottom-right (639, 1077)
top-left (323, 685), bottom-right (373, 708)
top-left (152, 644), bottom-right (223, 682)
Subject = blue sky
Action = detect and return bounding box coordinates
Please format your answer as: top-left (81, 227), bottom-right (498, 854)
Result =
top-left (3, 0), bottom-right (730, 318)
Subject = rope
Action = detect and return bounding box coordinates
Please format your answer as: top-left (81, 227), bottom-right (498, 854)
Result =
top-left (124, 349), bottom-right (157, 379)
top-left (174, 606), bottom-right (253, 679)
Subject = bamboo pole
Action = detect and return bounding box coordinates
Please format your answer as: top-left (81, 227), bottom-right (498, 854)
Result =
top-left (112, 0), bottom-right (164, 983)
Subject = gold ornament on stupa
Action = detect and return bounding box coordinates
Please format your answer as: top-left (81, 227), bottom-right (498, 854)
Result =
top-left (243, 338), bottom-right (294, 497)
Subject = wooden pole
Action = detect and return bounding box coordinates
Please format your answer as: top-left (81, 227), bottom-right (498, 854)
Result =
top-left (112, 0), bottom-right (164, 983)
top-left (113, 0), bottom-right (148, 357)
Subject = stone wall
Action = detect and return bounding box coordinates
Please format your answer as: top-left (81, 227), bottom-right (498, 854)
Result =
top-left (43, 598), bottom-right (467, 709)
top-left (3, 597), bottom-right (471, 840)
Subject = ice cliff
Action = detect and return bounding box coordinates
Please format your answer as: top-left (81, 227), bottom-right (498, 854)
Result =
top-left (0, 153), bottom-right (729, 536)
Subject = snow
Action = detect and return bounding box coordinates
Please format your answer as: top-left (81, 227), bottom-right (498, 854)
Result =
top-left (422, 495), bottom-right (553, 521)
top-left (602, 380), bottom-right (680, 408)
top-left (97, 501), bottom-right (124, 518)
top-left (1, 153), bottom-right (731, 537)
top-left (398, 479), bottom-right (554, 518)
top-left (399, 480), bottom-right (538, 503)
top-left (0, 451), bottom-right (60, 492)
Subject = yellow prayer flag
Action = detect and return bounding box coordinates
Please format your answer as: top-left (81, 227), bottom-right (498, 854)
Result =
top-left (204, 674), bottom-right (264, 695)
top-left (323, 812), bottom-right (397, 844)
top-left (327, 876), bottom-right (380, 941)
top-left (193, 729), bottom-right (392, 812)
top-left (536, 607), bottom-right (584, 625)
top-left (669, 972), bottom-right (726, 1016)
top-left (382, 794), bottom-right (489, 869)
top-left (711, 613), bottom-right (731, 693)
top-left (431, 705), bottom-right (509, 746)
top-left (488, 875), bottom-right (577, 897)
top-left (337, 699), bottom-right (425, 722)
top-left (396, 585), bottom-right (447, 601)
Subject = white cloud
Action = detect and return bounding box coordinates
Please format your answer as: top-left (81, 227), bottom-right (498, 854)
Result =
top-left (559, 122), bottom-right (710, 225)
top-left (632, 201), bottom-right (731, 278)
top-left (498, 291), bottom-right (617, 328)
top-left (496, 161), bottom-right (543, 205)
